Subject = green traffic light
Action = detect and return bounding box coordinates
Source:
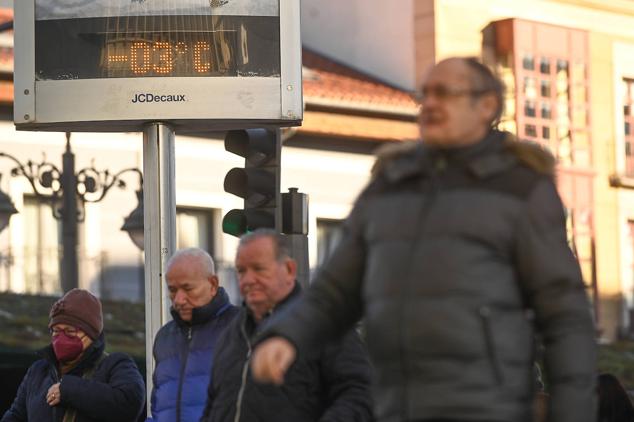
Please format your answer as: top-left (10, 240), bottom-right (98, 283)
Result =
top-left (222, 210), bottom-right (247, 237)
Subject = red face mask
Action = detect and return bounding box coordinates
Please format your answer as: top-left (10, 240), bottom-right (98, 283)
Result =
top-left (52, 332), bottom-right (84, 362)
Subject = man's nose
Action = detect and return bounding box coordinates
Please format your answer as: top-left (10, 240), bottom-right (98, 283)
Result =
top-left (420, 93), bottom-right (441, 109)
top-left (239, 269), bottom-right (255, 286)
top-left (173, 290), bottom-right (187, 304)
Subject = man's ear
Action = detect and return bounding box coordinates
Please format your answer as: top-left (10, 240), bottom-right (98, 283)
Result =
top-left (208, 275), bottom-right (219, 295)
top-left (478, 92), bottom-right (498, 124)
top-left (285, 258), bottom-right (297, 281)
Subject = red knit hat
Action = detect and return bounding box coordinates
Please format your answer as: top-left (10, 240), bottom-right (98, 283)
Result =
top-left (48, 289), bottom-right (103, 340)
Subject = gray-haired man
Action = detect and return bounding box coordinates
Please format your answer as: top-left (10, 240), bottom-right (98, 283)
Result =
top-left (147, 248), bottom-right (238, 422)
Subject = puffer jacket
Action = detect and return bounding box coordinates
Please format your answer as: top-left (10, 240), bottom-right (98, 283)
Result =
top-left (262, 130), bottom-right (597, 422)
top-left (202, 283), bottom-right (374, 422)
top-left (148, 287), bottom-right (238, 422)
top-left (1, 335), bottom-right (145, 422)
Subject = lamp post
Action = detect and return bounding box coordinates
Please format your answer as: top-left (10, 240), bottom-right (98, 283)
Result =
top-left (0, 132), bottom-right (144, 292)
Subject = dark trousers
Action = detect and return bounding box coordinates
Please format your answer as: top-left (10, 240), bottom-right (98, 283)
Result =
top-left (411, 420), bottom-right (507, 422)
top-left (411, 420), bottom-right (509, 422)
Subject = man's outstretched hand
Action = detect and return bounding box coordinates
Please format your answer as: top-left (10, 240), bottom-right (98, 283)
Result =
top-left (251, 337), bottom-right (297, 385)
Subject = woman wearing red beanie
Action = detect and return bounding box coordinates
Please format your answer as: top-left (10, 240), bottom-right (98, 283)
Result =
top-left (1, 288), bottom-right (145, 422)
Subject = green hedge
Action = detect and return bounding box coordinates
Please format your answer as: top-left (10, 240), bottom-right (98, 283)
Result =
top-left (0, 292), bottom-right (145, 358)
top-left (598, 341), bottom-right (634, 389)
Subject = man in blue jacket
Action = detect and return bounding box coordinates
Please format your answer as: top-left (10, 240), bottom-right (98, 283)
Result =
top-left (147, 248), bottom-right (238, 422)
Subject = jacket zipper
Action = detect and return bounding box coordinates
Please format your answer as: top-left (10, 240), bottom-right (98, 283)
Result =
top-left (479, 306), bottom-right (504, 385)
top-left (52, 367), bottom-right (61, 421)
top-left (234, 317), bottom-right (252, 422)
top-left (175, 326), bottom-right (193, 422)
top-left (397, 156), bottom-right (444, 420)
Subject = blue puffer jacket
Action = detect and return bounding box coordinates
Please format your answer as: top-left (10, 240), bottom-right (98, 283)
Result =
top-left (147, 287), bottom-right (238, 422)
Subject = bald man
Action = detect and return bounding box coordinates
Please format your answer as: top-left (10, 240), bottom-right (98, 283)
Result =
top-left (252, 57), bottom-right (597, 422)
top-left (147, 248), bottom-right (238, 422)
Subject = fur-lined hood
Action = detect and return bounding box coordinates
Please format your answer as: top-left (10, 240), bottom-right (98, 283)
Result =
top-left (371, 131), bottom-right (556, 181)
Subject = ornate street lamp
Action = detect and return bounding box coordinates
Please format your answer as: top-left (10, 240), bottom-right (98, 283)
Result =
top-left (0, 176), bottom-right (17, 233)
top-left (0, 132), bottom-right (144, 292)
top-left (121, 189), bottom-right (144, 251)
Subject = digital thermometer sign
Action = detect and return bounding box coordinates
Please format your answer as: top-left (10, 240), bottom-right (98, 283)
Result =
top-left (14, 0), bottom-right (302, 132)
top-left (35, 15), bottom-right (280, 79)
top-left (106, 39), bottom-right (215, 76)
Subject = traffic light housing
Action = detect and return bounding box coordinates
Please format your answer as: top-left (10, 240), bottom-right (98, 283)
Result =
top-left (222, 129), bottom-right (281, 237)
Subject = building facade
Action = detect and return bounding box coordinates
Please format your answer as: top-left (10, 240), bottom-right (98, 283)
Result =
top-left (302, 0), bottom-right (634, 341)
top-left (5, 0), bottom-right (634, 342)
top-left (0, 9), bottom-right (418, 306)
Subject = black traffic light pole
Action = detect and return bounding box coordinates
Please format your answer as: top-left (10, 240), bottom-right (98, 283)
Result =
top-left (60, 138), bottom-right (79, 292)
top-left (222, 128), bottom-right (310, 287)
top-left (222, 128), bottom-right (282, 235)
top-left (282, 187), bottom-right (309, 289)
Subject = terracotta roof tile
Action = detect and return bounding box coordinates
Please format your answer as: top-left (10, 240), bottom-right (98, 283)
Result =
top-left (302, 49), bottom-right (419, 114)
top-left (0, 80), bottom-right (12, 103)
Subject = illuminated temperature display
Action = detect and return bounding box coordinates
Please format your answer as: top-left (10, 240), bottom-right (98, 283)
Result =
top-left (105, 39), bottom-right (216, 77)
top-left (35, 15), bottom-right (281, 80)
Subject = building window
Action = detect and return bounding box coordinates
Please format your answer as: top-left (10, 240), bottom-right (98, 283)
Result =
top-left (556, 59), bottom-right (569, 73)
top-left (524, 100), bottom-right (536, 117)
top-left (22, 196), bottom-right (60, 294)
top-left (626, 220), bottom-right (634, 336)
top-left (525, 124), bottom-right (537, 138)
top-left (176, 207), bottom-right (215, 255)
top-left (316, 219), bottom-right (343, 267)
top-left (540, 80), bottom-right (551, 97)
top-left (522, 54), bottom-right (534, 71)
top-left (624, 79), bottom-right (634, 176)
top-left (173, 207), bottom-right (244, 302)
top-left (524, 77), bottom-right (537, 99)
top-left (539, 57), bottom-right (551, 74)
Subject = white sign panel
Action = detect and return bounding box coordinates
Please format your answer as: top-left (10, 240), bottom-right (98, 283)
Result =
top-left (14, 0), bottom-right (302, 132)
top-left (36, 0), bottom-right (278, 20)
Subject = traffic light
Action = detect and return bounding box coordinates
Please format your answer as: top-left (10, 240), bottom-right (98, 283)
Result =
top-left (222, 129), bottom-right (281, 237)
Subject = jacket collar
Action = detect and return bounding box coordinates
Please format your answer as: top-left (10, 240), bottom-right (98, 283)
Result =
top-left (271, 282), bottom-right (302, 312)
top-left (381, 130), bottom-right (513, 183)
top-left (170, 286), bottom-right (232, 327)
top-left (243, 282), bottom-right (301, 331)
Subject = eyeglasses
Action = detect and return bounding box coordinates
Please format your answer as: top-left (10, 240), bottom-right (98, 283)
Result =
top-left (50, 327), bottom-right (80, 337)
top-left (416, 85), bottom-right (489, 102)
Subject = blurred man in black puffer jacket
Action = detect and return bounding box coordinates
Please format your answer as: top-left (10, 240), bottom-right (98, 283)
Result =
top-left (251, 57), bottom-right (597, 422)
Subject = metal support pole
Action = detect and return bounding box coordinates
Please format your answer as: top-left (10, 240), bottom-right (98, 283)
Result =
top-left (61, 133), bottom-right (78, 292)
top-left (143, 123), bottom-right (176, 412)
top-left (274, 129), bottom-right (283, 233)
top-left (282, 188), bottom-right (309, 289)
top-left (287, 234), bottom-right (309, 289)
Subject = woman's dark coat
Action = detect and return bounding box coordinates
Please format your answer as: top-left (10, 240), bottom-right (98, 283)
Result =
top-left (1, 335), bottom-right (145, 422)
